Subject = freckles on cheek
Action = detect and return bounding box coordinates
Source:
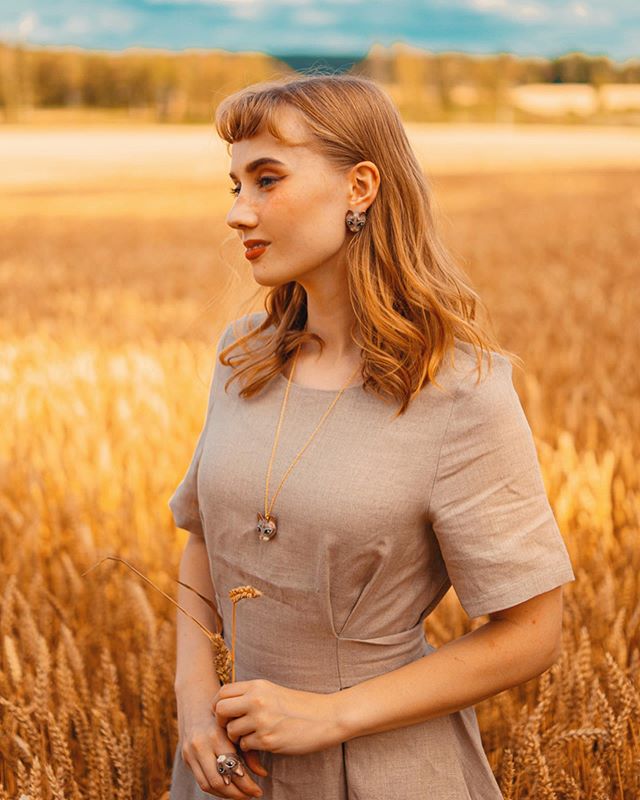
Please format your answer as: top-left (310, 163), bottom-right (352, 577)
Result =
top-left (278, 181), bottom-right (327, 212)
top-left (267, 185), bottom-right (300, 213)
top-left (267, 193), bottom-right (288, 212)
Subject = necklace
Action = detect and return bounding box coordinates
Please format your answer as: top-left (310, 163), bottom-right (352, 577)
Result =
top-left (256, 342), bottom-right (362, 542)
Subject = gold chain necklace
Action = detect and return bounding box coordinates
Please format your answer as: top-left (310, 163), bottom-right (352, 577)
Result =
top-left (256, 342), bottom-right (362, 542)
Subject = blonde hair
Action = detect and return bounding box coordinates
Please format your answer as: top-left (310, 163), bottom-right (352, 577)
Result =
top-left (214, 72), bottom-right (520, 417)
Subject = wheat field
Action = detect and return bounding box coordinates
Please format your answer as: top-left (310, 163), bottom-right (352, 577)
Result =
top-left (0, 125), bottom-right (639, 798)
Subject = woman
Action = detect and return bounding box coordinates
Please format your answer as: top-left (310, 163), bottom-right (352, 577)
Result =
top-left (168, 74), bottom-right (575, 800)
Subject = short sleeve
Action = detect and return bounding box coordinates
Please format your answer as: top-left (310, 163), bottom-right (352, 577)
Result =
top-left (168, 323), bottom-right (231, 537)
top-left (427, 353), bottom-right (576, 619)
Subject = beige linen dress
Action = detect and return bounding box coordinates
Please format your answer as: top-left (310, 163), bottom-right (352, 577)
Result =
top-left (168, 311), bottom-right (576, 800)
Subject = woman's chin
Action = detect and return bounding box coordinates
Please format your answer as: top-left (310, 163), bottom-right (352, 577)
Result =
top-left (251, 270), bottom-right (282, 288)
top-left (250, 264), bottom-right (298, 287)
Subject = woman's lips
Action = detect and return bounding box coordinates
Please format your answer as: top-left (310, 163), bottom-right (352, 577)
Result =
top-left (244, 244), bottom-right (269, 261)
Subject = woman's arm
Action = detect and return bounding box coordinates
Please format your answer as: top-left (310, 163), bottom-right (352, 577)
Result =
top-left (174, 532), bottom-right (221, 699)
top-left (174, 535), bottom-right (267, 797)
top-left (334, 586), bottom-right (564, 741)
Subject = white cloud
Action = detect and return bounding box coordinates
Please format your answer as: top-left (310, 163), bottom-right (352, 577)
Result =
top-left (467, 0), bottom-right (615, 24)
top-left (516, 4), bottom-right (545, 18)
top-left (570, 2), bottom-right (589, 17)
top-left (63, 15), bottom-right (91, 35)
top-left (293, 8), bottom-right (338, 26)
top-left (471, 0), bottom-right (508, 8)
top-left (147, 0), bottom-right (311, 5)
top-left (0, 6), bottom-right (133, 43)
top-left (18, 11), bottom-right (38, 37)
top-left (0, 11), bottom-right (48, 42)
top-left (230, 5), bottom-right (263, 18)
top-left (467, 0), bottom-right (551, 21)
top-left (563, 2), bottom-right (612, 25)
top-left (96, 9), bottom-right (134, 33)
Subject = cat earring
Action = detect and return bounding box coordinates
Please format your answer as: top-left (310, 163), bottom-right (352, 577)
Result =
top-left (345, 209), bottom-right (367, 233)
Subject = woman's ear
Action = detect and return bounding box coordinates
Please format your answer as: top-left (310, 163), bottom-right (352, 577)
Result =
top-left (347, 161), bottom-right (380, 210)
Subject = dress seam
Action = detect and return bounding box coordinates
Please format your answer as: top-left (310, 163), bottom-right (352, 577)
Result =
top-left (424, 371), bottom-right (464, 521)
top-left (335, 637), bottom-right (344, 690)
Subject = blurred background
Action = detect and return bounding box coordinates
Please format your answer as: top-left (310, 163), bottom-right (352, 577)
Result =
top-left (0, 2), bottom-right (639, 799)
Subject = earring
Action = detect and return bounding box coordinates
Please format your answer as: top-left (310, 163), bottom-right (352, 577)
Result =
top-left (346, 209), bottom-right (367, 233)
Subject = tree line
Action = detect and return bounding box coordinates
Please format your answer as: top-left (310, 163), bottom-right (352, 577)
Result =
top-left (1, 41), bottom-right (638, 123)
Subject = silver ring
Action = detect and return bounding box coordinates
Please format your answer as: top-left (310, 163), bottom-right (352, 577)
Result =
top-left (216, 752), bottom-right (246, 785)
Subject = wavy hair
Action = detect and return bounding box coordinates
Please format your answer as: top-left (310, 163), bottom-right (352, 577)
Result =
top-left (214, 72), bottom-right (520, 417)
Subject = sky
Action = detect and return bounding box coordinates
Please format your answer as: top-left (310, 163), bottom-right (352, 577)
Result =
top-left (2, 0), bottom-right (638, 63)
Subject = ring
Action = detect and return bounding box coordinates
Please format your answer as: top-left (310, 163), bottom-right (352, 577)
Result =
top-left (216, 752), bottom-right (246, 786)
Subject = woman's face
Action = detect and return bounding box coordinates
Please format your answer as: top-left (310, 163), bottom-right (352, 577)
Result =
top-left (225, 106), bottom-right (357, 288)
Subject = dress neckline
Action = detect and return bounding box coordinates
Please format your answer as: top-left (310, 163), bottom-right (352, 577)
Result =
top-left (277, 371), bottom-right (362, 394)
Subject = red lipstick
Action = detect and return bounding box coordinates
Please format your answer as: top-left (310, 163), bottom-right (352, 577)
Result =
top-left (244, 240), bottom-right (270, 261)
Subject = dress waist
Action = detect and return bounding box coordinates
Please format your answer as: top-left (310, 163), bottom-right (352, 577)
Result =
top-left (226, 618), bottom-right (436, 692)
top-left (336, 621), bottom-right (436, 688)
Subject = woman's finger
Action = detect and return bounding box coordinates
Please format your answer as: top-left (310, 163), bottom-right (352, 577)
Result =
top-left (226, 716), bottom-right (256, 744)
top-left (214, 696), bottom-right (249, 726)
top-left (237, 733), bottom-right (260, 752)
top-left (244, 749), bottom-right (269, 778)
top-left (184, 754), bottom-right (216, 796)
top-left (196, 752), bottom-right (256, 799)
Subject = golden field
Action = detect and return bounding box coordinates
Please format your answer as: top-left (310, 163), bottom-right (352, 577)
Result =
top-left (0, 124), bottom-right (639, 798)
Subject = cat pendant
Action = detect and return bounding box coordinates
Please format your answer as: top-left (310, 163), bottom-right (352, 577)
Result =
top-left (256, 511), bottom-right (277, 541)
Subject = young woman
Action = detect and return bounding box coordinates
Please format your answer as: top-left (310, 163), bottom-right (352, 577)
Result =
top-left (168, 74), bottom-right (576, 800)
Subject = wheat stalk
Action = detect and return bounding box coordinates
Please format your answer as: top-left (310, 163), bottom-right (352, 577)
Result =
top-left (228, 585), bottom-right (263, 682)
top-left (82, 555), bottom-right (231, 680)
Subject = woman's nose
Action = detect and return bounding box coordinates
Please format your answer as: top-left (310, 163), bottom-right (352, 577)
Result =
top-left (226, 196), bottom-right (259, 230)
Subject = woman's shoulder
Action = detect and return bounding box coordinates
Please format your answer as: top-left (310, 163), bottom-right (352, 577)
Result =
top-left (421, 337), bottom-right (517, 429)
top-left (448, 338), bottom-right (513, 388)
top-left (221, 310), bottom-right (271, 346)
top-left (440, 338), bottom-right (524, 442)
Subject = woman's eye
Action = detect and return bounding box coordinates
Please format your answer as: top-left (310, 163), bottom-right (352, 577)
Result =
top-left (229, 176), bottom-right (279, 196)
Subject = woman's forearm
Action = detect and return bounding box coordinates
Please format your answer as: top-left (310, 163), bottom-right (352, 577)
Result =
top-left (174, 533), bottom-right (221, 700)
top-left (334, 618), bottom-right (559, 742)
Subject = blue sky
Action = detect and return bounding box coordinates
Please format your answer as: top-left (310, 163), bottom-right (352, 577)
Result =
top-left (2, 0), bottom-right (638, 62)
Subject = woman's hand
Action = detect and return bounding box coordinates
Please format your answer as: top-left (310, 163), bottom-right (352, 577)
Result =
top-left (212, 679), bottom-right (343, 757)
top-left (178, 690), bottom-right (268, 798)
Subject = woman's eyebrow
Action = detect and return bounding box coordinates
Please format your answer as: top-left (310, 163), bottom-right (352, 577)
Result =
top-left (229, 157), bottom-right (286, 181)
